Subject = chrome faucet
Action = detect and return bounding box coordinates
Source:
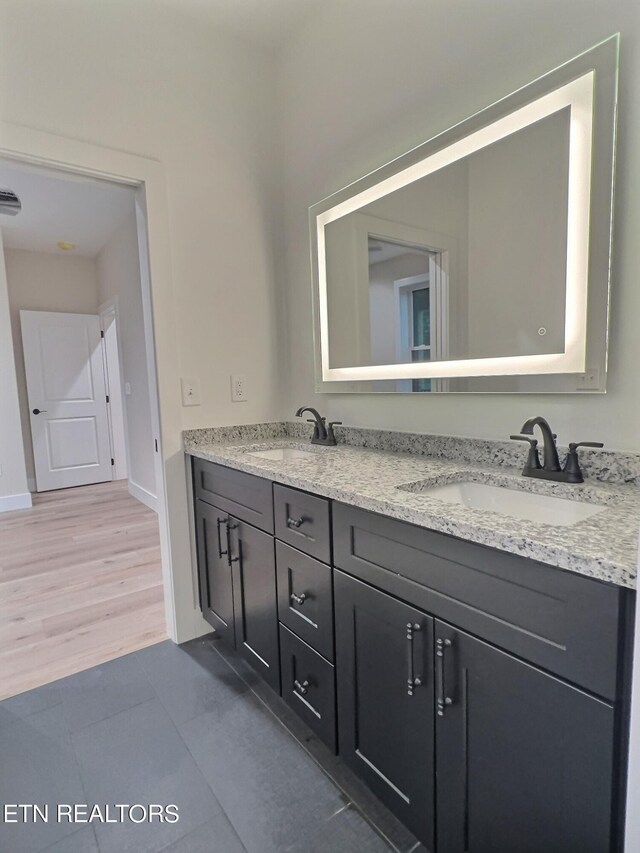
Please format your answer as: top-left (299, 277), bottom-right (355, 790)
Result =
top-left (295, 406), bottom-right (341, 447)
top-left (510, 416), bottom-right (603, 483)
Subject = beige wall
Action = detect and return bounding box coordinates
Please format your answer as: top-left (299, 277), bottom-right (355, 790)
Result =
top-left (97, 211), bottom-right (156, 503)
top-left (277, 0), bottom-right (640, 451)
top-left (0, 0), bottom-right (281, 434)
top-left (0, 0), bottom-right (281, 641)
top-left (4, 248), bottom-right (99, 487)
top-left (0, 232), bottom-right (30, 506)
top-left (466, 109), bottom-right (569, 359)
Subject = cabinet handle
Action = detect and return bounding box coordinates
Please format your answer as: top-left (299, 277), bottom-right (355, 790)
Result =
top-left (406, 622), bottom-right (423, 696)
top-left (436, 637), bottom-right (453, 716)
top-left (290, 591), bottom-right (307, 606)
top-left (293, 678), bottom-right (310, 696)
top-left (216, 517), bottom-right (228, 559)
top-left (225, 520), bottom-right (239, 565)
top-left (287, 516), bottom-right (304, 529)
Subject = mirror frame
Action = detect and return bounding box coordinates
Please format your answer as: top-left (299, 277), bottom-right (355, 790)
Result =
top-left (309, 35), bottom-right (618, 393)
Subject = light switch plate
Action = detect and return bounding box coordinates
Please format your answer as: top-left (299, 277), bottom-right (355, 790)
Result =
top-left (181, 377), bottom-right (201, 406)
top-left (576, 367), bottom-right (600, 391)
top-left (124, 382), bottom-right (131, 395)
top-left (231, 374), bottom-right (248, 402)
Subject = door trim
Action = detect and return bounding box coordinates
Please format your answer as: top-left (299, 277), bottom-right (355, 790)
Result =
top-left (0, 121), bottom-right (194, 643)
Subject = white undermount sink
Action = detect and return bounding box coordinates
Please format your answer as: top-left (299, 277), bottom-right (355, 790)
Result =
top-left (246, 447), bottom-right (316, 461)
top-left (401, 480), bottom-right (605, 527)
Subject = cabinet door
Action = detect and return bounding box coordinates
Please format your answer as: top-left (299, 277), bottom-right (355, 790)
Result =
top-left (229, 517), bottom-right (280, 692)
top-left (194, 500), bottom-right (236, 645)
top-left (435, 620), bottom-right (615, 853)
top-left (334, 571), bottom-right (435, 849)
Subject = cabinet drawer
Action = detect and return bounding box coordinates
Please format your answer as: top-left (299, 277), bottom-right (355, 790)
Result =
top-left (276, 541), bottom-right (334, 661)
top-left (333, 502), bottom-right (621, 700)
top-left (193, 457), bottom-right (273, 533)
top-left (274, 484), bottom-right (331, 563)
top-left (279, 624), bottom-right (336, 752)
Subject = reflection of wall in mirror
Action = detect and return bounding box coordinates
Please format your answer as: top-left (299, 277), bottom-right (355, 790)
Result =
top-left (325, 216), bottom-right (368, 367)
top-left (324, 160), bottom-right (469, 370)
top-left (369, 252), bottom-right (428, 364)
top-left (363, 162), bottom-right (468, 363)
top-left (466, 108), bottom-right (569, 362)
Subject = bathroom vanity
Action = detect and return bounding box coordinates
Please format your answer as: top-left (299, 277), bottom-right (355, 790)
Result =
top-left (186, 424), bottom-right (638, 853)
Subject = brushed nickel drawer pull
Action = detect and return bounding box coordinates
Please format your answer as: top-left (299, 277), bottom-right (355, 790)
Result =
top-left (293, 678), bottom-right (310, 696)
top-left (407, 622), bottom-right (423, 696)
top-left (436, 637), bottom-right (453, 716)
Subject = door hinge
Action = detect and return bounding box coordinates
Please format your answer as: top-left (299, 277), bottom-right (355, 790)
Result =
top-left (106, 395), bottom-right (110, 404)
top-left (155, 439), bottom-right (158, 452)
top-left (100, 330), bottom-right (104, 338)
top-left (111, 458), bottom-right (115, 466)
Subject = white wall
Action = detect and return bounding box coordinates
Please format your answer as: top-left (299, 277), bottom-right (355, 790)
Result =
top-left (0, 0), bottom-right (282, 641)
top-left (0, 0), bottom-right (281, 432)
top-left (97, 211), bottom-right (156, 505)
top-left (369, 253), bottom-right (428, 364)
top-left (277, 0), bottom-right (640, 451)
top-left (4, 248), bottom-right (99, 488)
top-left (0, 232), bottom-right (30, 509)
top-left (467, 109), bottom-right (569, 359)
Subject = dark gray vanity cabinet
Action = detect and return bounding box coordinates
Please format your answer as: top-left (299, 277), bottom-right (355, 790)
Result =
top-left (191, 458), bottom-right (629, 852)
top-left (334, 570), bottom-right (435, 848)
top-left (274, 484), bottom-right (337, 750)
top-left (227, 517), bottom-right (280, 691)
top-left (434, 619), bottom-right (615, 853)
top-left (335, 569), bottom-right (616, 853)
top-left (195, 499), bottom-right (236, 645)
top-left (193, 458), bottom-right (280, 691)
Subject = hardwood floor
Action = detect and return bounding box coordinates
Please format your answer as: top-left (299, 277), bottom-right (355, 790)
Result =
top-left (0, 479), bottom-right (167, 700)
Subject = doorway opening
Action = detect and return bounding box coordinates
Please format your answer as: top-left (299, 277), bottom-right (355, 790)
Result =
top-left (0, 157), bottom-right (168, 699)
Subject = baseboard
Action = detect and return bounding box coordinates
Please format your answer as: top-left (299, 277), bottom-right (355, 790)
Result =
top-left (128, 480), bottom-right (158, 512)
top-left (0, 492), bottom-right (33, 513)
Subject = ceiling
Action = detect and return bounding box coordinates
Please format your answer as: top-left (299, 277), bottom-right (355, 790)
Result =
top-left (0, 161), bottom-right (135, 258)
top-left (155, 0), bottom-right (321, 48)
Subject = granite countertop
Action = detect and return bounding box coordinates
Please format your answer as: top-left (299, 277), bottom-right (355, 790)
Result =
top-left (184, 424), bottom-right (640, 590)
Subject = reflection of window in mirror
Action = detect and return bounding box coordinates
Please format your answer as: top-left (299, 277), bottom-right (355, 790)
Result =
top-left (397, 277), bottom-right (432, 392)
top-left (367, 236), bottom-right (448, 392)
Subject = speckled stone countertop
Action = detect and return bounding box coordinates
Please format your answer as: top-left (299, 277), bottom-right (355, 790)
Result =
top-left (184, 423), bottom-right (640, 589)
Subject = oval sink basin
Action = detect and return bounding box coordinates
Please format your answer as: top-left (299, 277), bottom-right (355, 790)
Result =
top-left (403, 481), bottom-right (605, 527)
top-left (247, 447), bottom-right (316, 461)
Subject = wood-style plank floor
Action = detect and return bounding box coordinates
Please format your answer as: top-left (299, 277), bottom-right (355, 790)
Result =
top-left (0, 479), bottom-right (166, 700)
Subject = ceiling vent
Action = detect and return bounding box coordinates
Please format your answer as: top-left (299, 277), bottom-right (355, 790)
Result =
top-left (0, 189), bottom-right (21, 216)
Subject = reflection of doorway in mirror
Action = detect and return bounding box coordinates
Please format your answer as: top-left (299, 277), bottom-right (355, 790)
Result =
top-left (367, 236), bottom-right (448, 392)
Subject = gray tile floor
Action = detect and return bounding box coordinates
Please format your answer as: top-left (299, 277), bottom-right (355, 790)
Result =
top-left (0, 636), bottom-right (424, 853)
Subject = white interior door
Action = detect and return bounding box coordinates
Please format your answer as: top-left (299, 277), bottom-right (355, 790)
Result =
top-left (20, 310), bottom-right (113, 491)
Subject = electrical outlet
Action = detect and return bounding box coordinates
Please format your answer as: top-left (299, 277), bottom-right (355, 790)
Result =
top-left (231, 374), bottom-right (248, 402)
top-left (181, 377), bottom-right (201, 406)
top-left (576, 367), bottom-right (600, 391)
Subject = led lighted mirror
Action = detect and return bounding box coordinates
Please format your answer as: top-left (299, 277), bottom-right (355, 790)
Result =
top-left (310, 37), bottom-right (618, 394)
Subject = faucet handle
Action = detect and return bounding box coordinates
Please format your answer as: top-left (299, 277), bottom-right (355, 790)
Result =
top-left (510, 434), bottom-right (538, 445)
top-left (510, 434), bottom-right (542, 472)
top-left (568, 441), bottom-right (604, 451)
top-left (563, 441), bottom-right (604, 483)
top-left (328, 421), bottom-right (342, 429)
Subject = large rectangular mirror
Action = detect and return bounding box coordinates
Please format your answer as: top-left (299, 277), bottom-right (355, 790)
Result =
top-left (310, 36), bottom-right (618, 393)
